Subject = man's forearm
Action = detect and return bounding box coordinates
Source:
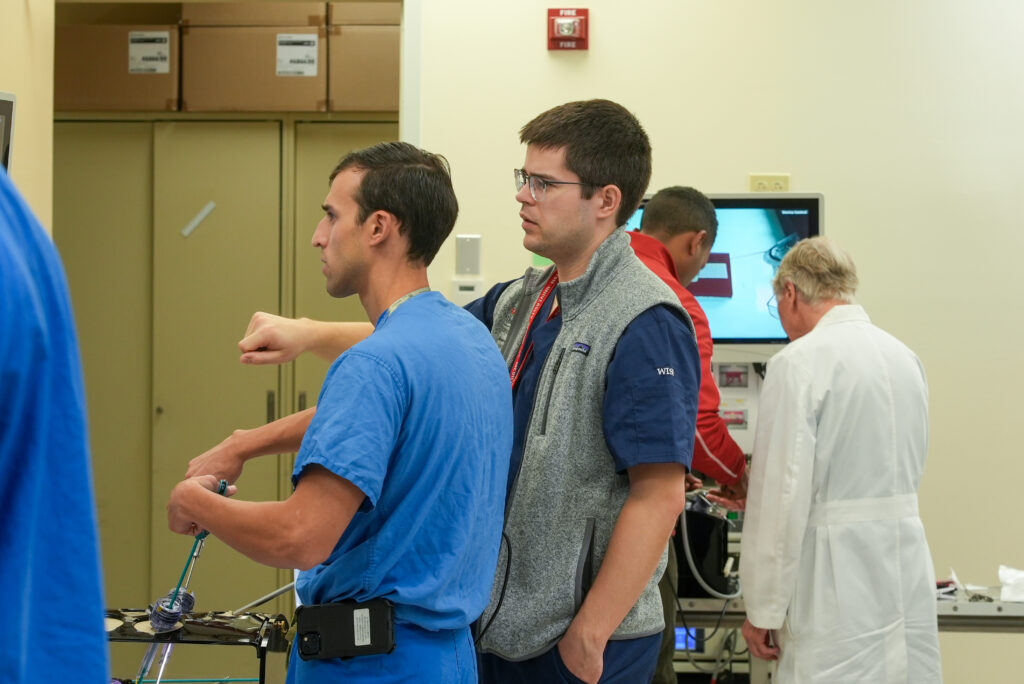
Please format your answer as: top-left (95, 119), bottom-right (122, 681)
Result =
top-left (305, 320), bottom-right (374, 362)
top-left (693, 413), bottom-right (746, 485)
top-left (170, 467), bottom-right (363, 570)
top-left (186, 407), bottom-right (317, 480)
top-left (180, 490), bottom-right (300, 569)
top-left (236, 407), bottom-right (317, 458)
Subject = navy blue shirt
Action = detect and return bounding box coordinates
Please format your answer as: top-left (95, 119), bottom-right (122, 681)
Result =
top-left (466, 279), bottom-right (700, 499)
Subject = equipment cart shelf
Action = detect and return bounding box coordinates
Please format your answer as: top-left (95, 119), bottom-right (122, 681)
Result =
top-left (106, 608), bottom-right (290, 684)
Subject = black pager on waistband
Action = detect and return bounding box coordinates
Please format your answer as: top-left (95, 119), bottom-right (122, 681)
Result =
top-left (295, 598), bottom-right (395, 660)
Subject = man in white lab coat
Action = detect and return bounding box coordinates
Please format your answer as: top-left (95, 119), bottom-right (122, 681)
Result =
top-left (721, 237), bottom-right (942, 682)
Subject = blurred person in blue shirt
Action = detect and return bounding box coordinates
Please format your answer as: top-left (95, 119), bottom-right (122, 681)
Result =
top-left (0, 170), bottom-right (108, 683)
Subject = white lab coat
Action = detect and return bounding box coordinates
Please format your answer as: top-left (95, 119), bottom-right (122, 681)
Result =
top-left (740, 305), bottom-right (941, 683)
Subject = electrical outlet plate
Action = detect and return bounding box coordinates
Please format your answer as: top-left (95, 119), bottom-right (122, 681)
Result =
top-left (748, 173), bottom-right (790, 192)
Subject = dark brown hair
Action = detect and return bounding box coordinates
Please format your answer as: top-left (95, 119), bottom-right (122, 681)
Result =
top-left (520, 99), bottom-right (651, 226)
top-left (641, 186), bottom-right (718, 246)
top-left (331, 142), bottom-right (458, 266)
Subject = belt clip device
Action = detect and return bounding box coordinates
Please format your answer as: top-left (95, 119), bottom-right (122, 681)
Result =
top-left (295, 598), bottom-right (395, 660)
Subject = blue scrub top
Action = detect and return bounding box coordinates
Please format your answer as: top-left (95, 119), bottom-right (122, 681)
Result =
top-left (0, 171), bottom-right (109, 682)
top-left (293, 291), bottom-right (512, 631)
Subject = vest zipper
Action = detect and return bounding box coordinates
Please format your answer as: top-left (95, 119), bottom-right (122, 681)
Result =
top-left (507, 342), bottom-right (565, 518)
top-left (574, 517), bottom-right (596, 611)
top-left (538, 347), bottom-right (566, 436)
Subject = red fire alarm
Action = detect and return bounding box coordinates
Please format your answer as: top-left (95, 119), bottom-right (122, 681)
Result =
top-left (548, 8), bottom-right (588, 50)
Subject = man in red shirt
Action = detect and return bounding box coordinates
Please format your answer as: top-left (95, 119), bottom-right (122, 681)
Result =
top-left (630, 186), bottom-right (747, 684)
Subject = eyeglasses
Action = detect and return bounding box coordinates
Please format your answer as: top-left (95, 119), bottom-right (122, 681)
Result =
top-left (767, 293), bottom-right (779, 320)
top-left (514, 168), bottom-right (593, 202)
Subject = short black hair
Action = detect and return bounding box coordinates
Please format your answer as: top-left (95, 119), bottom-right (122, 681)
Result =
top-left (640, 186), bottom-right (718, 247)
top-left (330, 142), bottom-right (458, 266)
top-left (519, 99), bottom-right (651, 227)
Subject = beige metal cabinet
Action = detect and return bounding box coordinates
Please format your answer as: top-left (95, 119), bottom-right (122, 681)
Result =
top-left (53, 122), bottom-right (154, 610)
top-left (148, 121), bottom-right (285, 681)
top-left (55, 120), bottom-right (287, 681)
top-left (150, 120), bottom-right (282, 614)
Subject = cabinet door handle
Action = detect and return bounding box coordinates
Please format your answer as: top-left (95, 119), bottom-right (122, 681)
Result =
top-left (266, 390), bottom-right (275, 424)
top-left (298, 391), bottom-right (307, 411)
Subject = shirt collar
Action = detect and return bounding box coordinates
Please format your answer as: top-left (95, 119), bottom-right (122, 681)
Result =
top-left (627, 231), bottom-right (680, 281)
top-left (814, 303), bottom-right (871, 330)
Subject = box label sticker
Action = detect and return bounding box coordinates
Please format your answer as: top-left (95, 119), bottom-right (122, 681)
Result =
top-left (352, 608), bottom-right (370, 647)
top-left (128, 31), bottom-right (170, 74)
top-left (277, 34), bottom-right (318, 77)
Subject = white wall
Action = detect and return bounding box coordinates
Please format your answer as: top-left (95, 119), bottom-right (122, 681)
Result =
top-left (0, 0), bottom-right (54, 229)
top-left (407, 1), bottom-right (1024, 679)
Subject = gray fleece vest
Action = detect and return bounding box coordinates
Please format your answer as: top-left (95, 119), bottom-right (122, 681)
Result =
top-left (477, 229), bottom-right (692, 660)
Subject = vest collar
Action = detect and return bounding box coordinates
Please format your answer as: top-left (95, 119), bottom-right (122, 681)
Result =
top-left (555, 229), bottom-right (634, 322)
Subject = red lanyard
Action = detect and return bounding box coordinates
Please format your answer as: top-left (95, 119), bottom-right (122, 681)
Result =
top-left (509, 271), bottom-right (559, 390)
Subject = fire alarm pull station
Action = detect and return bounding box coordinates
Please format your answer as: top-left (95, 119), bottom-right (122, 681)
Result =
top-left (548, 8), bottom-right (588, 50)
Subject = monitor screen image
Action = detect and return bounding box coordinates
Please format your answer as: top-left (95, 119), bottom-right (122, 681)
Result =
top-left (625, 193), bottom-right (822, 344)
top-left (623, 204), bottom-right (645, 232)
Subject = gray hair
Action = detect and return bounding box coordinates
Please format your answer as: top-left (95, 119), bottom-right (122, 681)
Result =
top-left (773, 236), bottom-right (858, 305)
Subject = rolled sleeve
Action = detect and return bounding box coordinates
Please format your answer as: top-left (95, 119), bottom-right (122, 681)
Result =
top-left (293, 350), bottom-right (405, 511)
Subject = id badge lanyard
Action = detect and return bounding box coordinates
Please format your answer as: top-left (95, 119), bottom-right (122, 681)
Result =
top-left (508, 272), bottom-right (559, 390)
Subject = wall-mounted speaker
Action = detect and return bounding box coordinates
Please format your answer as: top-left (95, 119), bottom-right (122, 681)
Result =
top-left (455, 234), bottom-right (481, 276)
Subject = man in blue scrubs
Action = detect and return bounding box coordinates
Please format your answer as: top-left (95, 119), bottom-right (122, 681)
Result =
top-left (0, 170), bottom-right (109, 682)
top-left (169, 142), bottom-right (512, 683)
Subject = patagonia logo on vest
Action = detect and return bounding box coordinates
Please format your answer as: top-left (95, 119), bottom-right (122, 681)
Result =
top-left (571, 342), bottom-right (591, 355)
top-left (656, 366), bottom-right (675, 376)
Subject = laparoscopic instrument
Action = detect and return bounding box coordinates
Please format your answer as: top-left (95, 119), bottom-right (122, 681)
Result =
top-left (136, 479), bottom-right (229, 684)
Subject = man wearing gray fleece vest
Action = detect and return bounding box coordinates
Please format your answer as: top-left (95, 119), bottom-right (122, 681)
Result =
top-left (471, 100), bottom-right (701, 684)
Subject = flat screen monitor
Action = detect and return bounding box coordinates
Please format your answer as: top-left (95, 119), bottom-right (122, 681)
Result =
top-left (0, 92), bottom-right (14, 171)
top-left (626, 193), bottom-right (822, 344)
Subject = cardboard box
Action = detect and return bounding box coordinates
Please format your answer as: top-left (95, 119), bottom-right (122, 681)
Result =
top-left (55, 25), bottom-right (179, 112)
top-left (328, 25), bottom-right (398, 111)
top-left (182, 26), bottom-right (328, 111)
top-left (328, 2), bottom-right (401, 25)
top-left (181, 3), bottom-right (326, 27)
